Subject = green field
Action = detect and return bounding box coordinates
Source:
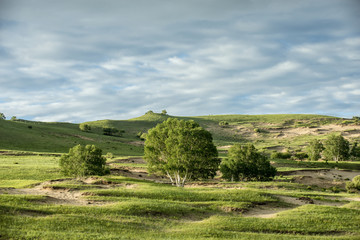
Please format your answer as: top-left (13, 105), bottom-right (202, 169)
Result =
top-left (1, 113), bottom-right (360, 239)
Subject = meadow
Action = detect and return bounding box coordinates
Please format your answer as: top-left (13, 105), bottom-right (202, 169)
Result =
top-left (1, 113), bottom-right (360, 239)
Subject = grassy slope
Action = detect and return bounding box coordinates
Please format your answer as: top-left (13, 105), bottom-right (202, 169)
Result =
top-left (0, 154), bottom-right (359, 239)
top-left (0, 119), bottom-right (143, 156)
top-left (0, 113), bottom-right (347, 156)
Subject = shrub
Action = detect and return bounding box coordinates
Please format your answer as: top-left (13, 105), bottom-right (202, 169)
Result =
top-left (59, 144), bottom-right (108, 177)
top-left (219, 121), bottom-right (229, 127)
top-left (270, 151), bottom-right (292, 159)
top-left (220, 144), bottom-right (277, 181)
top-left (79, 123), bottom-right (91, 132)
top-left (346, 175), bottom-right (360, 192)
top-left (294, 152), bottom-right (308, 160)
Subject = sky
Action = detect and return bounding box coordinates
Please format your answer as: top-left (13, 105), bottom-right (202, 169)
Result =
top-left (0, 0), bottom-right (359, 123)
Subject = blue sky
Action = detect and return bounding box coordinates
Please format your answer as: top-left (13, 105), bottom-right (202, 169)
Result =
top-left (0, 0), bottom-right (359, 122)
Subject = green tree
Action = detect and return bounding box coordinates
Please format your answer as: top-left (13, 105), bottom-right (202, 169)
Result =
top-left (79, 123), bottom-right (91, 132)
top-left (144, 118), bottom-right (219, 187)
top-left (161, 109), bottom-right (167, 115)
top-left (59, 144), bottom-right (108, 177)
top-left (220, 144), bottom-right (276, 182)
top-left (323, 134), bottom-right (350, 163)
top-left (103, 127), bottom-right (123, 136)
top-left (10, 116), bottom-right (17, 121)
top-left (0, 113), bottom-right (5, 120)
top-left (306, 139), bottom-right (324, 161)
top-left (350, 142), bottom-right (360, 160)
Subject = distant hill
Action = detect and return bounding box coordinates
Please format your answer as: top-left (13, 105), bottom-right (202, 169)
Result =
top-left (2, 113), bottom-right (358, 156)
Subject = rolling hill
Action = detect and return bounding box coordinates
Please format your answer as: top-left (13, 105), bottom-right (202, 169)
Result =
top-left (1, 112), bottom-right (359, 156)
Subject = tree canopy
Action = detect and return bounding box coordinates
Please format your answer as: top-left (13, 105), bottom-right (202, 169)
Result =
top-left (323, 134), bottom-right (350, 163)
top-left (306, 139), bottom-right (324, 161)
top-left (59, 144), bottom-right (108, 177)
top-left (220, 144), bottom-right (276, 182)
top-left (144, 118), bottom-right (219, 187)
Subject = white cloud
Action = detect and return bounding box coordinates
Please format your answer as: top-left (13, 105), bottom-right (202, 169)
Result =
top-left (0, 0), bottom-right (359, 122)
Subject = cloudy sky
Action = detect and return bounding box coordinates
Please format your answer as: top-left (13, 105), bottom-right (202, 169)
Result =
top-left (0, 0), bottom-right (359, 122)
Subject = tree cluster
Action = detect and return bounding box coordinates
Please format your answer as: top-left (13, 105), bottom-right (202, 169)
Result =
top-left (144, 118), bottom-right (277, 186)
top-left (305, 134), bottom-right (360, 163)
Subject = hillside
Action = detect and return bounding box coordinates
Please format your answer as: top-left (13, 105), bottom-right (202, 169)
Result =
top-left (1, 113), bottom-right (359, 156)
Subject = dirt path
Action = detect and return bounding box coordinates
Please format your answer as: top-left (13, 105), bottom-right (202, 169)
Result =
top-left (243, 194), bottom-right (350, 218)
top-left (0, 178), bottom-right (118, 206)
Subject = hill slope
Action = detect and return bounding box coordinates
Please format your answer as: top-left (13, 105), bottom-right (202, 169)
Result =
top-left (1, 113), bottom-right (358, 156)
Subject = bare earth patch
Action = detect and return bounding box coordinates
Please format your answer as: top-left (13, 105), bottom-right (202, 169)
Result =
top-left (0, 178), bottom-right (123, 206)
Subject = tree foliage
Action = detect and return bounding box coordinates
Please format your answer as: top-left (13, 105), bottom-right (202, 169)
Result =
top-left (220, 144), bottom-right (276, 182)
top-left (59, 144), bottom-right (108, 177)
top-left (103, 127), bottom-right (124, 136)
top-left (306, 139), bottom-right (324, 161)
top-left (323, 134), bottom-right (350, 163)
top-left (350, 142), bottom-right (360, 160)
top-left (144, 118), bottom-right (219, 187)
top-left (0, 113), bottom-right (5, 120)
top-left (79, 123), bottom-right (91, 132)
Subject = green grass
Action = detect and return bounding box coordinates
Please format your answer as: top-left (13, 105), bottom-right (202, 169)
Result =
top-left (0, 155), bottom-right (63, 188)
top-left (1, 114), bottom-right (360, 239)
top-left (0, 119), bottom-right (143, 156)
top-left (1, 153), bottom-right (360, 239)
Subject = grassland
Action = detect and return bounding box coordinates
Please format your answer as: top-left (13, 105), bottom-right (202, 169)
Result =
top-left (1, 113), bottom-right (360, 239)
top-left (1, 152), bottom-right (360, 239)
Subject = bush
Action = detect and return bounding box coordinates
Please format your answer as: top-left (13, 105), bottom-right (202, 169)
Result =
top-left (294, 152), bottom-right (308, 160)
top-left (59, 145), bottom-right (108, 177)
top-left (346, 175), bottom-right (360, 192)
top-left (79, 123), bottom-right (91, 132)
top-left (220, 144), bottom-right (277, 181)
top-left (270, 151), bottom-right (292, 159)
top-left (219, 121), bottom-right (229, 127)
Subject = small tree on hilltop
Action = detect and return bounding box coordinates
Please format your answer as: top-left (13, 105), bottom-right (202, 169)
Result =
top-left (144, 118), bottom-right (219, 187)
top-left (306, 139), bottom-right (324, 161)
top-left (323, 134), bottom-right (350, 163)
top-left (0, 113), bottom-right (5, 120)
top-left (220, 144), bottom-right (276, 182)
top-left (59, 144), bottom-right (108, 177)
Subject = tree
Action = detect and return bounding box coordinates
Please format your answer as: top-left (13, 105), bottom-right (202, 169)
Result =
top-left (161, 109), bottom-right (167, 115)
top-left (79, 123), bottom-right (91, 132)
top-left (350, 142), bottom-right (360, 160)
top-left (220, 144), bottom-right (276, 182)
top-left (306, 139), bottom-right (324, 161)
top-left (323, 134), bottom-right (350, 163)
top-left (10, 116), bottom-right (17, 121)
top-left (144, 118), bottom-right (219, 187)
top-left (103, 127), bottom-right (124, 136)
top-left (59, 144), bottom-right (108, 177)
top-left (0, 113), bottom-right (5, 120)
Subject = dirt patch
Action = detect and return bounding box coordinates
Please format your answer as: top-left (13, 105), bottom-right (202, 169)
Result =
top-left (110, 157), bottom-right (146, 164)
top-left (283, 169), bottom-right (360, 189)
top-left (243, 194), bottom-right (348, 218)
top-left (0, 178), bottom-right (122, 206)
top-left (110, 167), bottom-right (167, 183)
